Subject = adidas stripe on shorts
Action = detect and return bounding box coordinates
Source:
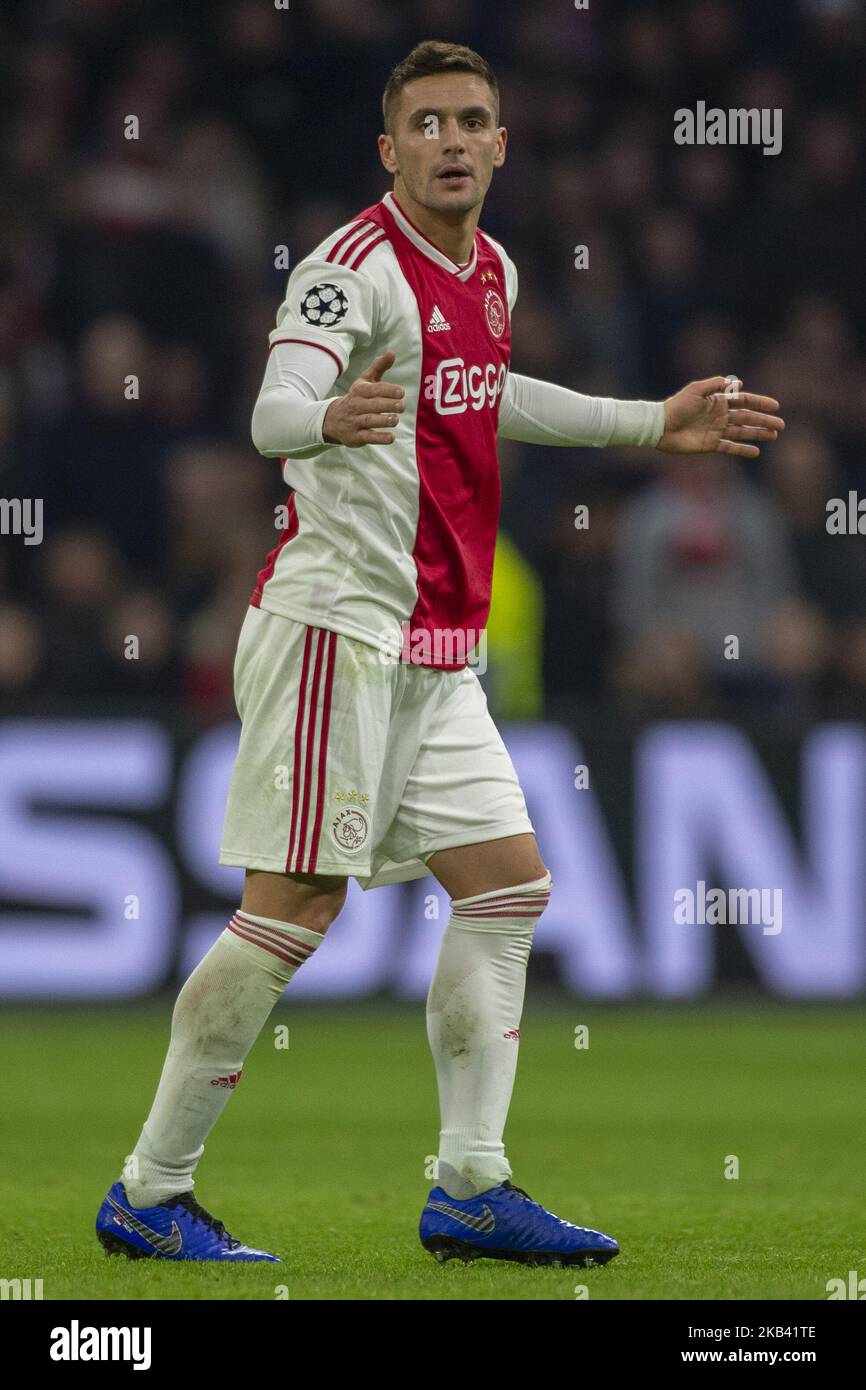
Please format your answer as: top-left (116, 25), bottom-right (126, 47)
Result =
top-left (219, 605), bottom-right (534, 890)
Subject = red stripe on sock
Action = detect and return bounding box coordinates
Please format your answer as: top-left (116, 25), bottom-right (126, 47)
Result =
top-left (228, 921), bottom-right (308, 968)
top-left (456, 897), bottom-right (551, 914)
top-left (453, 908), bottom-right (548, 920)
top-left (233, 912), bottom-right (315, 959)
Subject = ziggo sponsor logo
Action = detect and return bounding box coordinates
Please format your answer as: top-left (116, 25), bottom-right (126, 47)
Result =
top-left (423, 358), bottom-right (507, 414)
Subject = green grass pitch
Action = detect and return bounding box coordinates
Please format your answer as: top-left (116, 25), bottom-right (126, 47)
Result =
top-left (1, 1000), bottom-right (863, 1301)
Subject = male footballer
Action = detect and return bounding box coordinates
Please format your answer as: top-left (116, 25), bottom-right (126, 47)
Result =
top-left (97, 41), bottom-right (784, 1266)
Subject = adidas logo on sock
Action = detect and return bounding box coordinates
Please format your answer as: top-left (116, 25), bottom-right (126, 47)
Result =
top-left (426, 304), bottom-right (451, 332)
top-left (210, 1071), bottom-right (243, 1089)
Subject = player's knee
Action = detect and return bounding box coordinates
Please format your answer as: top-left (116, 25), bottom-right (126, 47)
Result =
top-left (241, 869), bottom-right (348, 934)
top-left (289, 874), bottom-right (348, 933)
top-left (505, 865), bottom-right (551, 902)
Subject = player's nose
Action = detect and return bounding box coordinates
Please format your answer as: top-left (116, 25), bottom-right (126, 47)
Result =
top-left (439, 118), bottom-right (465, 150)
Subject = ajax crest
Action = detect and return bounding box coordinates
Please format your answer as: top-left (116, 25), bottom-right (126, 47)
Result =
top-left (483, 288), bottom-right (506, 339)
top-left (332, 806), bottom-right (370, 852)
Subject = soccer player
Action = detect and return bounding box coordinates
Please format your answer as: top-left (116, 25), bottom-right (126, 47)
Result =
top-left (97, 41), bottom-right (784, 1266)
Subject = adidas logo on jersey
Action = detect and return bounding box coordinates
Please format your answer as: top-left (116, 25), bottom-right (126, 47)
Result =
top-left (426, 304), bottom-right (451, 332)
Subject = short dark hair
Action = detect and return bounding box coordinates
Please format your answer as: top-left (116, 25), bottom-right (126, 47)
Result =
top-left (382, 40), bottom-right (499, 133)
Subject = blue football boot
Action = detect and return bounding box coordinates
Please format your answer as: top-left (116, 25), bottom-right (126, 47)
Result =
top-left (420, 1180), bottom-right (619, 1267)
top-left (96, 1181), bottom-right (281, 1262)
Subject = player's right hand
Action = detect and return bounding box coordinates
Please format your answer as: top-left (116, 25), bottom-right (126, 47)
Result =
top-left (322, 351), bottom-right (405, 446)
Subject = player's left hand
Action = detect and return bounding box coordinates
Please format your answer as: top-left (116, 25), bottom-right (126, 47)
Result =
top-left (656, 377), bottom-right (785, 458)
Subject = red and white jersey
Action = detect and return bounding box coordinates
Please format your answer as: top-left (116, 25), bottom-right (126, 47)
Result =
top-left (251, 190), bottom-right (517, 670)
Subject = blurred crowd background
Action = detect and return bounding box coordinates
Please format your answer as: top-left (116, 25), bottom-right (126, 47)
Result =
top-left (1, 0), bottom-right (865, 727)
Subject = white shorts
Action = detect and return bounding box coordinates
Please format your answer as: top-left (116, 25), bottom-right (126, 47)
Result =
top-left (219, 605), bottom-right (534, 890)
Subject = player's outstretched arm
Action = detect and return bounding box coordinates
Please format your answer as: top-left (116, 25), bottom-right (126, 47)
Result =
top-left (656, 377), bottom-right (785, 458)
top-left (497, 372), bottom-right (664, 448)
top-left (322, 352), bottom-right (405, 447)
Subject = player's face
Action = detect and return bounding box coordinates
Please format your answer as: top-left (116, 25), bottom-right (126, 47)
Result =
top-left (380, 74), bottom-right (506, 217)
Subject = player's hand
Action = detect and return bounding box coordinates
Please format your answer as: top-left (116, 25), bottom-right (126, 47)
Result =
top-left (656, 377), bottom-right (785, 459)
top-left (322, 351), bottom-right (405, 446)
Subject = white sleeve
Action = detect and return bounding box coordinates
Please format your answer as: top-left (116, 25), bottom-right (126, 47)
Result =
top-left (251, 341), bottom-right (340, 459)
top-left (497, 372), bottom-right (665, 448)
top-left (251, 253), bottom-right (379, 459)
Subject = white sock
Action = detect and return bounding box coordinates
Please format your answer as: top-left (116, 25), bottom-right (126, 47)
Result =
top-left (122, 910), bottom-right (324, 1207)
top-left (426, 873), bottom-right (552, 1200)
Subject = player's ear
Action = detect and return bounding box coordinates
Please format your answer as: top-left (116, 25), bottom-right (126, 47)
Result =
top-left (378, 132), bottom-right (398, 175)
top-left (493, 127), bottom-right (507, 168)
